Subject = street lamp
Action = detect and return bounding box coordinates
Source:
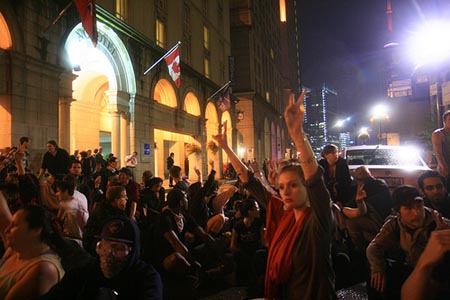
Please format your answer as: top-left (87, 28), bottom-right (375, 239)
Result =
top-left (405, 19), bottom-right (450, 126)
top-left (370, 104), bottom-right (390, 145)
top-left (357, 127), bottom-right (370, 145)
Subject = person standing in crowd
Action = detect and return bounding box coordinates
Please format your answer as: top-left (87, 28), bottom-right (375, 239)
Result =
top-left (95, 146), bottom-right (106, 169)
top-left (37, 140), bottom-right (70, 180)
top-left (213, 91), bottom-right (337, 299)
top-left (432, 110), bottom-right (450, 191)
top-left (167, 152), bottom-right (174, 187)
top-left (42, 216), bottom-right (163, 300)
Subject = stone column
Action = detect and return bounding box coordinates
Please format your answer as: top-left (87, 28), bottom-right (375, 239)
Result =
top-left (112, 111), bottom-right (121, 162)
top-left (120, 112), bottom-right (129, 167)
top-left (58, 97), bottom-right (74, 150)
top-left (106, 90), bottom-right (130, 166)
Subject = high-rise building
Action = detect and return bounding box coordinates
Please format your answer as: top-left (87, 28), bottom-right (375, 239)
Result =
top-left (230, 0), bottom-right (302, 162)
top-left (303, 84), bottom-right (338, 155)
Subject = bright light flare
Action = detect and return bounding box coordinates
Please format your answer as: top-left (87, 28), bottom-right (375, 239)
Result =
top-left (238, 147), bottom-right (245, 157)
top-left (406, 20), bottom-right (450, 68)
top-left (335, 117), bottom-right (351, 128)
top-left (394, 147), bottom-right (422, 167)
top-left (370, 104), bottom-right (389, 120)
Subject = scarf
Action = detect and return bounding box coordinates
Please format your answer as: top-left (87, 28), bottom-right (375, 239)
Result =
top-left (265, 197), bottom-right (311, 299)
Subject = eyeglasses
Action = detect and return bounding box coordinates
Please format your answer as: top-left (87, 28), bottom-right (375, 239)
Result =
top-left (96, 240), bottom-right (131, 258)
top-left (424, 184), bottom-right (444, 191)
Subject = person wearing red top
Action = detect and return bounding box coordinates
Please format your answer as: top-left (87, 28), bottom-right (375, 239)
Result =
top-left (213, 91), bottom-right (337, 300)
top-left (118, 168), bottom-right (140, 220)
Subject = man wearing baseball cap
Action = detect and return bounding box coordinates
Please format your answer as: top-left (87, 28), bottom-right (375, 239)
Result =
top-left (366, 185), bottom-right (450, 299)
top-left (42, 216), bottom-right (162, 300)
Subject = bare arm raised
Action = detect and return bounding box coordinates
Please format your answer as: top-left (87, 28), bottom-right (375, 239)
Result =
top-left (284, 90), bottom-right (318, 181)
top-left (212, 120), bottom-right (250, 184)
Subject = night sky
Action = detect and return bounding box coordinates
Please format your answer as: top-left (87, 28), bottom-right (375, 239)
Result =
top-left (298, 0), bottom-right (450, 133)
top-left (298, 0), bottom-right (390, 128)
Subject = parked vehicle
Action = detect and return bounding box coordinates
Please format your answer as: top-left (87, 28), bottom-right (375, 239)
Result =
top-left (342, 145), bottom-right (431, 189)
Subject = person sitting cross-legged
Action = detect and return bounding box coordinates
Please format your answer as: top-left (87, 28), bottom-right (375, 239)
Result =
top-left (42, 216), bottom-right (163, 300)
top-left (152, 188), bottom-right (218, 298)
top-left (367, 185), bottom-right (450, 300)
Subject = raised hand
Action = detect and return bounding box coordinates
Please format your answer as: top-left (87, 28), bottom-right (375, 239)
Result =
top-left (284, 90), bottom-right (308, 139)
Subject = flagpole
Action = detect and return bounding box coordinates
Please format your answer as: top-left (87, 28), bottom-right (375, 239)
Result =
top-left (207, 81), bottom-right (232, 101)
top-left (143, 41), bottom-right (181, 76)
top-left (43, 0), bottom-right (74, 33)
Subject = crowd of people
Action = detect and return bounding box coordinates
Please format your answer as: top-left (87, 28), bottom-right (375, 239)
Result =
top-left (1, 98), bottom-right (450, 300)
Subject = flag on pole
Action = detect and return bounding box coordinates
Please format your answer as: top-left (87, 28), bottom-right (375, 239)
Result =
top-left (216, 86), bottom-right (231, 112)
top-left (164, 45), bottom-right (181, 88)
top-left (74, 0), bottom-right (98, 47)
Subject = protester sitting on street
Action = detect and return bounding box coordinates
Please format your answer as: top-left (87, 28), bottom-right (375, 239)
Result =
top-left (0, 199), bottom-right (65, 300)
top-left (140, 177), bottom-right (166, 214)
top-left (3, 150), bottom-right (39, 210)
top-left (188, 161), bottom-right (218, 230)
top-left (141, 170), bottom-right (154, 189)
top-left (213, 91), bottom-right (337, 299)
top-left (98, 156), bottom-right (118, 191)
top-left (418, 170), bottom-right (450, 219)
top-left (152, 188), bottom-right (219, 298)
top-left (39, 173), bottom-right (61, 213)
top-left (83, 186), bottom-right (128, 255)
top-left (42, 216), bottom-right (163, 300)
top-left (169, 165), bottom-right (189, 193)
top-left (338, 166), bottom-right (392, 252)
top-left (366, 185), bottom-right (450, 299)
top-left (230, 198), bottom-right (266, 292)
top-left (118, 167), bottom-right (140, 219)
top-left (401, 228), bottom-right (450, 300)
top-left (54, 176), bottom-right (88, 247)
top-left (68, 160), bottom-right (93, 208)
top-left (318, 144), bottom-right (354, 206)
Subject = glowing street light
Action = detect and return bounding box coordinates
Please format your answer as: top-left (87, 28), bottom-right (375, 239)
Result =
top-left (370, 104), bottom-right (390, 145)
top-left (405, 19), bottom-right (450, 125)
top-left (405, 20), bottom-right (450, 69)
top-left (334, 117), bottom-right (351, 128)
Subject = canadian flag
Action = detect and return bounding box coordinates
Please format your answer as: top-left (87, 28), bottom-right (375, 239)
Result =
top-left (164, 46), bottom-right (181, 88)
top-left (74, 0), bottom-right (98, 47)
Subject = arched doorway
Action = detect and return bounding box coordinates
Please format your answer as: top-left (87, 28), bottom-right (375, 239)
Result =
top-left (0, 11), bottom-right (13, 147)
top-left (64, 22), bottom-right (136, 164)
top-left (205, 102), bottom-right (219, 174)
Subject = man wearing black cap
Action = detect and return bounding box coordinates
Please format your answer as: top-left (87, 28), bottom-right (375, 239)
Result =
top-left (42, 216), bottom-right (163, 300)
top-left (366, 185), bottom-right (450, 299)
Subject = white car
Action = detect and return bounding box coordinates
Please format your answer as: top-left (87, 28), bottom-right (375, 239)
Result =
top-left (342, 145), bottom-right (431, 189)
